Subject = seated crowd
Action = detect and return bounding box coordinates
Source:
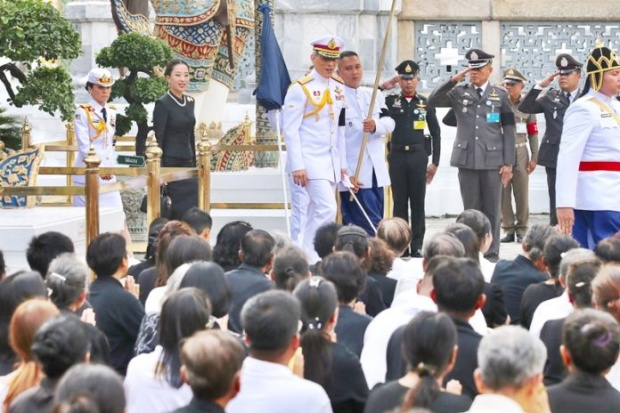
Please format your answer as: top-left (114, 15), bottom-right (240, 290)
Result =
top-left (2, 207), bottom-right (620, 413)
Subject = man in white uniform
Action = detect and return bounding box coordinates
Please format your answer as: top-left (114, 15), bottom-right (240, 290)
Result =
top-left (556, 41), bottom-right (620, 247)
top-left (337, 51), bottom-right (395, 236)
top-left (283, 36), bottom-right (348, 263)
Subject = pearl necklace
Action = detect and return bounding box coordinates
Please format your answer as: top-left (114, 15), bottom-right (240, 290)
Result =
top-left (167, 91), bottom-right (186, 107)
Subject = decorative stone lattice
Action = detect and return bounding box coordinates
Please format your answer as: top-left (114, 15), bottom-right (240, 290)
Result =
top-left (234, 31), bottom-right (257, 91)
top-left (415, 22), bottom-right (482, 91)
top-left (501, 22), bottom-right (620, 86)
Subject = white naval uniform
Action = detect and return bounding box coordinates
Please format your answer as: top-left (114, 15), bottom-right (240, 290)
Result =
top-left (340, 85), bottom-right (394, 188)
top-left (283, 69), bottom-right (347, 262)
top-left (73, 98), bottom-right (125, 216)
top-left (556, 90), bottom-right (620, 211)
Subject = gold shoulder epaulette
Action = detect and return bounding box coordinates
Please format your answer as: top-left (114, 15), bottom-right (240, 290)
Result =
top-left (79, 104), bottom-right (91, 110)
top-left (296, 74), bottom-right (314, 85)
top-left (331, 74), bottom-right (344, 84)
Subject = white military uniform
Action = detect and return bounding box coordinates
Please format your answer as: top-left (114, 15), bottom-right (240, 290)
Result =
top-left (283, 69), bottom-right (347, 262)
top-left (556, 90), bottom-right (620, 211)
top-left (341, 86), bottom-right (394, 187)
top-left (73, 98), bottom-right (124, 214)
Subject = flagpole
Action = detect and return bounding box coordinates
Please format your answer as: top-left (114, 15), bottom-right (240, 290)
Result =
top-left (275, 110), bottom-right (292, 237)
top-left (351, 0), bottom-right (398, 192)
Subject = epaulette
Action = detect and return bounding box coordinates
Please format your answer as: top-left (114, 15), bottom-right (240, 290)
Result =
top-left (187, 96), bottom-right (194, 102)
top-left (296, 74), bottom-right (314, 85)
top-left (331, 74), bottom-right (344, 84)
top-left (79, 104), bottom-right (91, 110)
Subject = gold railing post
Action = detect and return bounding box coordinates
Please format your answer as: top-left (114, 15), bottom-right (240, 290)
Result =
top-left (197, 128), bottom-right (212, 212)
top-left (84, 145), bottom-right (101, 246)
top-left (145, 131), bottom-right (162, 228)
top-left (21, 118), bottom-right (32, 149)
top-left (66, 122), bottom-right (76, 204)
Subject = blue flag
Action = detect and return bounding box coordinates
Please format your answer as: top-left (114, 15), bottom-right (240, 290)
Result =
top-left (254, 4), bottom-right (291, 111)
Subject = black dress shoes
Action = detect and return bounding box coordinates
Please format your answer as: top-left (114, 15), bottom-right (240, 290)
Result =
top-left (500, 233), bottom-right (515, 243)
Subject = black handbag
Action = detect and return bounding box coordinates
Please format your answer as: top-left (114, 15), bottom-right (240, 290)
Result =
top-left (140, 184), bottom-right (172, 219)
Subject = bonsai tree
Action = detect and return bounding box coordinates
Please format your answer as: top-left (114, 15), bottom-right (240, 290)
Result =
top-left (96, 33), bottom-right (172, 157)
top-left (0, 0), bottom-right (81, 122)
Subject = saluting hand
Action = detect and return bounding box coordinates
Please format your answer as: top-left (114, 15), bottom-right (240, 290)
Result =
top-left (537, 72), bottom-right (559, 89)
top-left (451, 67), bottom-right (471, 83)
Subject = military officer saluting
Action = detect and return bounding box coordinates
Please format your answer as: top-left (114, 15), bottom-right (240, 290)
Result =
top-left (500, 68), bottom-right (539, 243)
top-left (283, 36), bottom-right (347, 263)
top-left (385, 60), bottom-right (441, 257)
top-left (556, 41), bottom-right (620, 247)
top-left (519, 54), bottom-right (582, 226)
top-left (428, 49), bottom-right (516, 262)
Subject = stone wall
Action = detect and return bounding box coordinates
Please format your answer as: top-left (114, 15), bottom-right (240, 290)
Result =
top-left (397, 0), bottom-right (620, 92)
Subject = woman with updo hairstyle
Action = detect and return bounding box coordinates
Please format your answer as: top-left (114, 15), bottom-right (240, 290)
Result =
top-left (293, 276), bottom-right (368, 413)
top-left (8, 315), bottom-right (91, 413)
top-left (365, 237), bottom-right (396, 307)
top-left (153, 59), bottom-right (198, 220)
top-left (1, 299), bottom-right (59, 412)
top-left (546, 308), bottom-right (620, 411)
top-left (365, 311), bottom-right (471, 413)
top-left (137, 220), bottom-right (194, 305)
top-left (53, 364), bottom-right (125, 413)
top-left (271, 245), bottom-right (310, 292)
top-left (455, 209), bottom-right (495, 280)
top-left (520, 235), bottom-right (580, 329)
top-left (45, 254), bottom-right (110, 365)
top-left (212, 220), bottom-right (253, 272)
top-left (128, 217), bottom-right (169, 277)
top-left (334, 225), bottom-right (386, 317)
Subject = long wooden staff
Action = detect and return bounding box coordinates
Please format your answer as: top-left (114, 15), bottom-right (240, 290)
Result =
top-left (350, 0), bottom-right (398, 198)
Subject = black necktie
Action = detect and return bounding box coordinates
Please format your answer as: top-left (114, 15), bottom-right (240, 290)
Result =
top-left (476, 87), bottom-right (483, 98)
top-left (564, 92), bottom-right (571, 105)
top-left (101, 107), bottom-right (107, 122)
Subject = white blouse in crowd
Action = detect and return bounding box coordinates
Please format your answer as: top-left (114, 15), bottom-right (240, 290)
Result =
top-left (124, 345), bottom-right (192, 413)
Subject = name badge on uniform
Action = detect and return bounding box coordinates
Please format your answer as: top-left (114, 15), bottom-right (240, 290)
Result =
top-left (600, 113), bottom-right (617, 129)
top-left (414, 120), bottom-right (426, 130)
top-left (487, 113), bottom-right (500, 123)
top-left (516, 122), bottom-right (527, 134)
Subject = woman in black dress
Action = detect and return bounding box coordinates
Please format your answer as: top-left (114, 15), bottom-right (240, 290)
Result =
top-left (364, 311), bottom-right (472, 413)
top-left (153, 59), bottom-right (198, 220)
top-left (293, 276), bottom-right (368, 413)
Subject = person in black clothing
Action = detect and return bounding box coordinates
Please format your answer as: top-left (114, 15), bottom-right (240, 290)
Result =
top-left (386, 257), bottom-right (486, 399)
top-left (365, 238), bottom-right (396, 308)
top-left (212, 221), bottom-right (254, 272)
top-left (540, 257), bottom-right (600, 386)
top-left (173, 330), bottom-right (245, 413)
top-left (321, 251), bottom-right (372, 358)
top-left (46, 254), bottom-right (110, 364)
top-left (311, 222), bottom-right (343, 273)
top-left (128, 217), bottom-right (168, 278)
top-left (491, 224), bottom-right (556, 325)
top-left (294, 276), bottom-right (368, 413)
top-left (9, 315), bottom-right (91, 413)
top-left (518, 53), bottom-right (582, 227)
top-left (137, 220), bottom-right (194, 305)
top-left (365, 312), bottom-right (471, 413)
top-left (520, 235), bottom-right (579, 329)
top-left (594, 236), bottom-right (620, 263)
top-left (334, 225), bottom-right (385, 317)
top-left (226, 229), bottom-right (275, 334)
top-left (547, 309), bottom-right (620, 413)
top-left (386, 60), bottom-right (441, 257)
top-left (153, 59), bottom-right (198, 220)
top-left (87, 233), bottom-right (144, 376)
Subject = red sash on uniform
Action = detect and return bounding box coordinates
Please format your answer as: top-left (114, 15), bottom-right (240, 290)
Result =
top-left (579, 161), bottom-right (620, 171)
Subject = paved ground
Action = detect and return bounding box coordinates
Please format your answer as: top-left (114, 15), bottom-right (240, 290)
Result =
top-left (424, 213), bottom-right (551, 261)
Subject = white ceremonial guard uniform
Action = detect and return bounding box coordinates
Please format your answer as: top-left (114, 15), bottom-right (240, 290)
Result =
top-left (556, 89), bottom-right (620, 246)
top-left (283, 69), bottom-right (347, 262)
top-left (73, 98), bottom-right (124, 212)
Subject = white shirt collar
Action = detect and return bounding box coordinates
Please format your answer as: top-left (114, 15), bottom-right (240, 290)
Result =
top-left (468, 394), bottom-right (524, 412)
top-left (474, 81), bottom-right (490, 93)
